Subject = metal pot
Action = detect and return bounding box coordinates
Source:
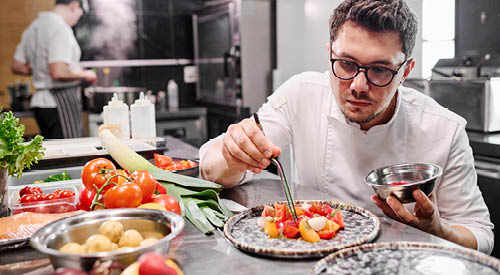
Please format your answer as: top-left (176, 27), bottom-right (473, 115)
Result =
top-left (83, 86), bottom-right (146, 113)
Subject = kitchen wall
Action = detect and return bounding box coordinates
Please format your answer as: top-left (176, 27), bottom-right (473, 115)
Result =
top-left (275, 0), bottom-right (423, 88)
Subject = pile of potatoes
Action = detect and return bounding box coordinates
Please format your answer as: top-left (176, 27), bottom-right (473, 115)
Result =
top-left (58, 220), bottom-right (163, 254)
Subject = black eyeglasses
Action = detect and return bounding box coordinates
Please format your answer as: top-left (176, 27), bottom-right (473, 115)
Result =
top-left (330, 55), bottom-right (407, 87)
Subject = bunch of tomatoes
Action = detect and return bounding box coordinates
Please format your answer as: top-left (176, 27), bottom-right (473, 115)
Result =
top-left (79, 158), bottom-right (180, 215)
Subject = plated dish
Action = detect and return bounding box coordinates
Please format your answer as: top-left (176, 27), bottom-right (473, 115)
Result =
top-left (311, 242), bottom-right (500, 275)
top-left (224, 200), bottom-right (380, 258)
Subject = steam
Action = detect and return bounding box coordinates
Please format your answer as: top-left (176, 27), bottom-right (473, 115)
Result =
top-left (91, 0), bottom-right (137, 60)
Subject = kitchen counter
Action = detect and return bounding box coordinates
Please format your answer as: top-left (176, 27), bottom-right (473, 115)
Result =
top-left (4, 137), bottom-right (463, 275)
top-left (468, 131), bottom-right (500, 159)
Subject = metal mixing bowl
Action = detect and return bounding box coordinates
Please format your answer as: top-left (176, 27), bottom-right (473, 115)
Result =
top-left (365, 163), bottom-right (443, 203)
top-left (30, 208), bottom-right (184, 272)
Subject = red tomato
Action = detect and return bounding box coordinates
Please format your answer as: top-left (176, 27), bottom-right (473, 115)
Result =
top-left (155, 181), bottom-right (167, 194)
top-left (311, 202), bottom-right (330, 216)
top-left (154, 154), bottom-right (173, 168)
top-left (152, 194), bottom-right (181, 215)
top-left (79, 185), bottom-right (96, 211)
top-left (317, 229), bottom-right (335, 239)
top-left (138, 252), bottom-right (177, 275)
top-left (81, 158), bottom-right (117, 193)
top-left (19, 194), bottom-right (37, 203)
top-left (274, 204), bottom-right (287, 221)
top-left (131, 170), bottom-right (156, 203)
top-left (58, 190), bottom-right (75, 198)
top-left (110, 169), bottom-right (130, 185)
top-left (19, 186), bottom-right (42, 197)
top-left (45, 193), bottom-right (58, 201)
top-left (261, 205), bottom-right (275, 217)
top-left (283, 220), bottom-right (300, 239)
top-left (331, 210), bottom-right (344, 228)
top-left (390, 181), bottom-right (409, 186)
top-left (103, 182), bottom-right (143, 208)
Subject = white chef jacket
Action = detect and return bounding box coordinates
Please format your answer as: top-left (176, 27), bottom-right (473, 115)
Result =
top-left (199, 71), bottom-right (494, 254)
top-left (13, 12), bottom-right (81, 108)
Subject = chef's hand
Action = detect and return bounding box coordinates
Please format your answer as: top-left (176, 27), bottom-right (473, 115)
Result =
top-left (83, 70), bottom-right (97, 84)
top-left (371, 189), bottom-right (445, 236)
top-left (371, 189), bottom-right (478, 250)
top-left (222, 118), bottom-right (281, 174)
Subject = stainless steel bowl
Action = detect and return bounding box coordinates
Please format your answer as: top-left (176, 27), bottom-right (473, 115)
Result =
top-left (30, 208), bottom-right (184, 272)
top-left (365, 163), bottom-right (443, 203)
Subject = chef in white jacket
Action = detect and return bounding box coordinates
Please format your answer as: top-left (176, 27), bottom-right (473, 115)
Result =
top-left (199, 0), bottom-right (494, 254)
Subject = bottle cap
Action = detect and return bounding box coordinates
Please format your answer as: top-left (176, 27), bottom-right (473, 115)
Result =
top-left (133, 92), bottom-right (151, 106)
top-left (107, 93), bottom-right (126, 107)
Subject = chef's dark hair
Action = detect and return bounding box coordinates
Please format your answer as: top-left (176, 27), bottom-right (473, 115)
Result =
top-left (329, 0), bottom-right (418, 58)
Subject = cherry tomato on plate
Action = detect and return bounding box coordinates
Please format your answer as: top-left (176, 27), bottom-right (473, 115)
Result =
top-left (103, 182), bottom-right (143, 209)
top-left (81, 158), bottom-right (117, 193)
top-left (131, 170), bottom-right (156, 203)
top-left (151, 194), bottom-right (181, 215)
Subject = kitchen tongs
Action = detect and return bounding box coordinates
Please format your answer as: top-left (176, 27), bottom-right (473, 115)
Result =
top-left (253, 113), bottom-right (298, 222)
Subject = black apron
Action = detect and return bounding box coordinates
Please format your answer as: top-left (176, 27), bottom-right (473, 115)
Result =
top-left (50, 85), bottom-right (82, 138)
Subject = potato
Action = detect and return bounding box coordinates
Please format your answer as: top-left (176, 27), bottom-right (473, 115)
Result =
top-left (118, 229), bottom-right (144, 247)
top-left (110, 242), bottom-right (119, 250)
top-left (140, 237), bottom-right (159, 247)
top-left (85, 234), bottom-right (113, 253)
top-left (59, 242), bottom-right (86, 254)
top-left (98, 220), bottom-right (124, 243)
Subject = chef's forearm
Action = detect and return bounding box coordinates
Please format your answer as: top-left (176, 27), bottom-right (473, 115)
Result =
top-left (200, 141), bottom-right (245, 188)
top-left (49, 62), bottom-right (87, 82)
top-left (11, 60), bottom-right (32, 75)
top-left (440, 224), bottom-right (478, 250)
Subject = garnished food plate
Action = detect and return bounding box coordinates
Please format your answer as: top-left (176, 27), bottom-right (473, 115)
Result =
top-left (311, 242), bottom-right (500, 275)
top-left (223, 200), bottom-right (380, 258)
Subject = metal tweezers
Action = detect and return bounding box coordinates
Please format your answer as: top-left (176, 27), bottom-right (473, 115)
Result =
top-left (253, 113), bottom-right (298, 221)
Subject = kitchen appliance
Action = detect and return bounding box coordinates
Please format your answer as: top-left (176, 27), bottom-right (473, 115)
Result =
top-left (428, 77), bottom-right (500, 132)
top-left (192, 0), bottom-right (274, 134)
top-left (428, 55), bottom-right (500, 133)
top-left (83, 86), bottom-right (146, 113)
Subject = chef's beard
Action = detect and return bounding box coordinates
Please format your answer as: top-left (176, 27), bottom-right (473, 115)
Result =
top-left (342, 108), bottom-right (381, 124)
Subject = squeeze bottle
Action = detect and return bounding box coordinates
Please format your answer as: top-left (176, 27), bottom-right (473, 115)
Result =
top-left (167, 79), bottom-right (179, 111)
top-left (103, 93), bottom-right (130, 141)
top-left (130, 92), bottom-right (156, 139)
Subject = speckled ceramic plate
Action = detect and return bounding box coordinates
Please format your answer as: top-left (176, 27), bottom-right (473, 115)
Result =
top-left (223, 200), bottom-right (380, 258)
top-left (311, 242), bottom-right (500, 275)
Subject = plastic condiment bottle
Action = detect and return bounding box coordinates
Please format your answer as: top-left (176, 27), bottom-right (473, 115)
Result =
top-left (103, 93), bottom-right (130, 141)
top-left (130, 92), bottom-right (156, 139)
top-left (167, 79), bottom-right (179, 111)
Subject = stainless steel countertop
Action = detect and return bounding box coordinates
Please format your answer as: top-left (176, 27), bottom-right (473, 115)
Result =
top-left (13, 137), bottom-right (461, 275)
top-left (165, 173), bottom-right (459, 275)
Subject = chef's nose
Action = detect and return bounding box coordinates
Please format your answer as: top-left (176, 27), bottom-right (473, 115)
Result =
top-left (350, 69), bottom-right (370, 92)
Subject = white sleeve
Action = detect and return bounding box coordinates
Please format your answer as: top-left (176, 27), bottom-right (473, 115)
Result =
top-left (48, 27), bottom-right (74, 64)
top-left (198, 133), bottom-right (254, 186)
top-left (435, 127), bottom-right (494, 254)
top-left (13, 32), bottom-right (28, 63)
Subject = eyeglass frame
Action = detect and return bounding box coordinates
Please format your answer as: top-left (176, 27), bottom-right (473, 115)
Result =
top-left (329, 52), bottom-right (408, 87)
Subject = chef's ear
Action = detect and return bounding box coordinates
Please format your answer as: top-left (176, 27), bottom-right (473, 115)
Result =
top-left (326, 42), bottom-right (331, 58)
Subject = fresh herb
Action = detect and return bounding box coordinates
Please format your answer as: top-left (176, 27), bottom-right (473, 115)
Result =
top-left (33, 171), bottom-right (71, 184)
top-left (0, 111), bottom-right (44, 178)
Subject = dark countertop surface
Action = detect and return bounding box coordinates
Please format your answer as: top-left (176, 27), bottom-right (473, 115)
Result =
top-left (2, 137), bottom-right (468, 275)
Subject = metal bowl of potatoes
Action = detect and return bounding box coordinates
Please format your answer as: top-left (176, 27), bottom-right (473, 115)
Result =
top-left (30, 208), bottom-right (184, 272)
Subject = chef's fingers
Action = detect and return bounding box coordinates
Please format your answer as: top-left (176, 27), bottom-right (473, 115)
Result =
top-left (386, 196), bottom-right (418, 226)
top-left (223, 129), bottom-right (265, 169)
top-left (370, 195), bottom-right (399, 220)
top-left (241, 118), bottom-right (274, 160)
top-left (412, 189), bottom-right (435, 219)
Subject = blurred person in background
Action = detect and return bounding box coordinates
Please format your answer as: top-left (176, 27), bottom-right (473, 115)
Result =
top-left (199, 0), bottom-right (494, 254)
top-left (11, 0), bottom-right (96, 139)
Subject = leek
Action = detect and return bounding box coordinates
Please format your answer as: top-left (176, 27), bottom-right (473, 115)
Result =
top-left (98, 128), bottom-right (222, 190)
top-left (98, 127), bottom-right (232, 234)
